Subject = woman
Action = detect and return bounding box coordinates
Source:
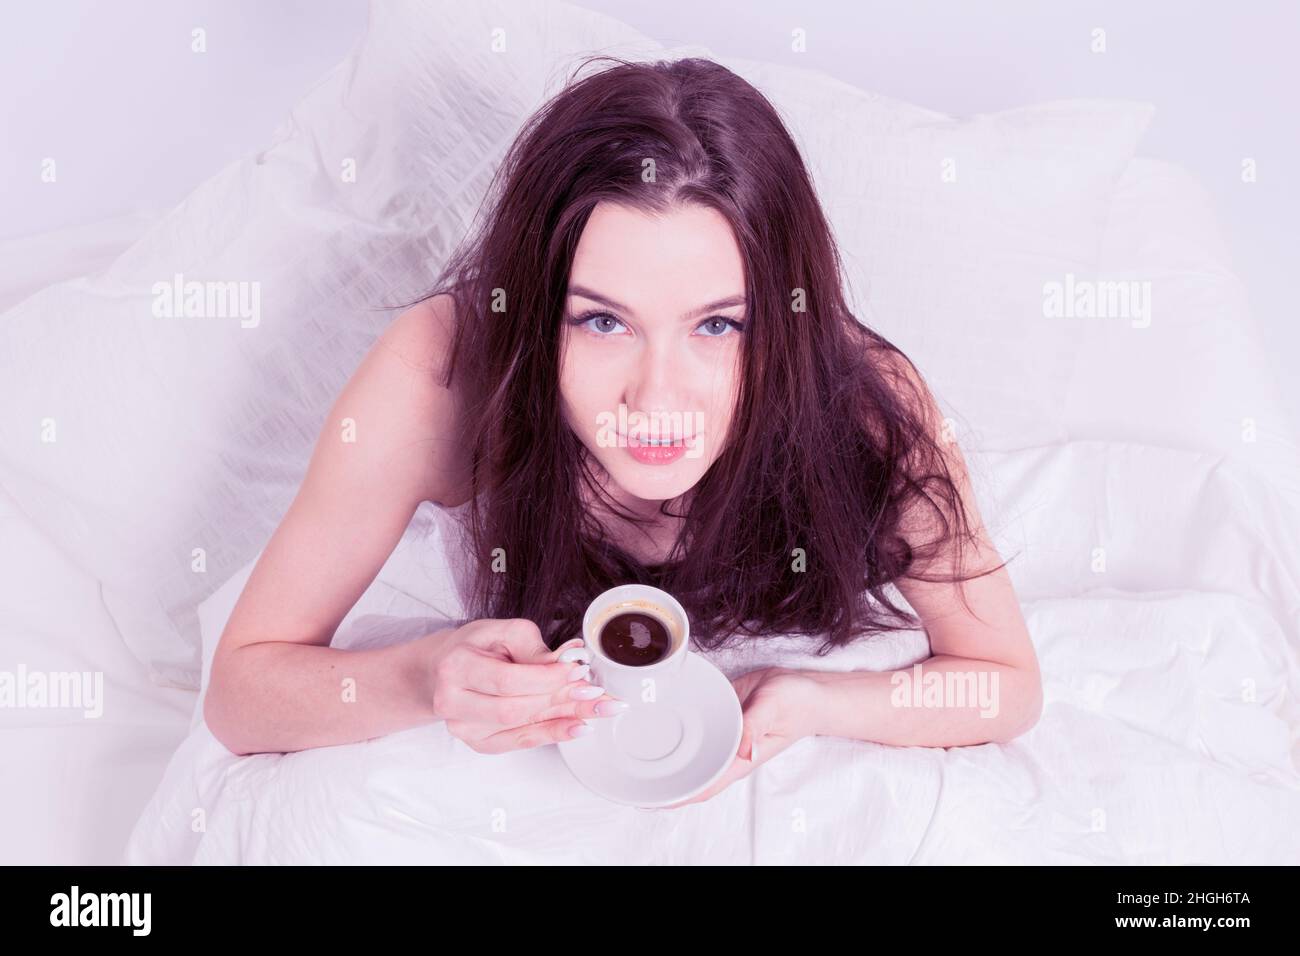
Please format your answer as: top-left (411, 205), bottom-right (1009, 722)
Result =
top-left (205, 57), bottom-right (1041, 805)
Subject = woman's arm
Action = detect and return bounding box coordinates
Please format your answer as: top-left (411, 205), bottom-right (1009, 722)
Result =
top-left (790, 528), bottom-right (1042, 747)
top-left (204, 295), bottom-right (472, 755)
top-left (790, 649), bottom-right (1041, 747)
top-left (209, 634), bottom-right (447, 755)
top-left (793, 351), bottom-right (1043, 748)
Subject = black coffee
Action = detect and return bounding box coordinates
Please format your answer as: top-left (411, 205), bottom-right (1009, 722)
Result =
top-left (598, 611), bottom-right (674, 666)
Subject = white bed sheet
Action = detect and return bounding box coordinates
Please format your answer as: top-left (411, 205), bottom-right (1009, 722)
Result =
top-left (0, 484), bottom-right (195, 864)
top-left (0, 211), bottom-right (159, 315)
top-left (124, 439), bottom-right (1300, 865)
top-left (0, 213), bottom-right (194, 865)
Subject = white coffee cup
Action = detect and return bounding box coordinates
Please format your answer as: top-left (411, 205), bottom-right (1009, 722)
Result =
top-left (582, 584), bottom-right (690, 705)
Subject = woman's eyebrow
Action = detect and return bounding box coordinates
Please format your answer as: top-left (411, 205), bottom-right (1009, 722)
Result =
top-left (567, 284), bottom-right (746, 320)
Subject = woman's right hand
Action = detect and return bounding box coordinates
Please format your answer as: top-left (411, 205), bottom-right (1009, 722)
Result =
top-left (421, 618), bottom-right (626, 753)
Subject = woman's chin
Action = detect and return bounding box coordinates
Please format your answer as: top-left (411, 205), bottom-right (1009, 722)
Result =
top-left (603, 457), bottom-right (702, 503)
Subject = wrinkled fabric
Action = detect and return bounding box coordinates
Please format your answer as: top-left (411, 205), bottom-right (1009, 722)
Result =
top-left (125, 441), bottom-right (1300, 864)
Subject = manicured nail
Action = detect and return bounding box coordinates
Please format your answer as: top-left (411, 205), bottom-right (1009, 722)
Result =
top-left (570, 684), bottom-right (605, 700)
top-left (558, 647), bottom-right (591, 664)
top-left (569, 722), bottom-right (593, 738)
top-left (596, 699), bottom-right (630, 716)
top-left (567, 663), bottom-right (591, 682)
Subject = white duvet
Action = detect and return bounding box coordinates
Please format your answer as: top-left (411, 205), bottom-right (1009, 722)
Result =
top-left (125, 439), bottom-right (1300, 864)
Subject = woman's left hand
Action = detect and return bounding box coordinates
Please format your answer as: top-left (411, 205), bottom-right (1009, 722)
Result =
top-left (656, 666), bottom-right (816, 810)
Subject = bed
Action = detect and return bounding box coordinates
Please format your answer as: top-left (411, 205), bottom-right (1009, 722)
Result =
top-left (0, 214), bottom-right (196, 865)
top-left (2, 0), bottom-right (1297, 865)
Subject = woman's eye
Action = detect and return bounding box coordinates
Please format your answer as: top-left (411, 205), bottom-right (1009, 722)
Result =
top-left (572, 312), bottom-right (628, 335)
top-left (694, 316), bottom-right (745, 337)
top-left (568, 311), bottom-right (744, 338)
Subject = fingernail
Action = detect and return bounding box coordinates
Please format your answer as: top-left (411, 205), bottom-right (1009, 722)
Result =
top-left (567, 663), bottom-right (591, 682)
top-left (558, 647), bottom-right (591, 664)
top-left (596, 699), bottom-right (630, 716)
top-left (558, 637), bottom-right (585, 650)
top-left (570, 684), bottom-right (605, 700)
top-left (569, 722), bottom-right (593, 738)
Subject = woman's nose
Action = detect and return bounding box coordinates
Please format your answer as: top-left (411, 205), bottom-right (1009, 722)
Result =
top-left (627, 342), bottom-right (688, 414)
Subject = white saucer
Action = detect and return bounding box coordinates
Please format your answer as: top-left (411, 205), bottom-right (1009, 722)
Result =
top-left (557, 650), bottom-right (743, 808)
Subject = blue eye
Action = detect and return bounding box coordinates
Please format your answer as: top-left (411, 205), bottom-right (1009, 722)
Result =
top-left (566, 310), bottom-right (746, 338)
top-left (694, 316), bottom-right (746, 337)
top-left (568, 311), bottom-right (628, 335)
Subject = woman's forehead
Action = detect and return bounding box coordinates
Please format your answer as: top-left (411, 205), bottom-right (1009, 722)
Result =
top-left (569, 202), bottom-right (745, 317)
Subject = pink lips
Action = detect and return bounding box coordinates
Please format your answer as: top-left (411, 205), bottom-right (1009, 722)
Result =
top-left (625, 433), bottom-right (693, 466)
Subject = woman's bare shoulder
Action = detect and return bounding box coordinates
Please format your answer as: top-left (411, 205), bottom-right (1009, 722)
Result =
top-left (377, 293), bottom-right (459, 380)
top-left (361, 293), bottom-right (472, 507)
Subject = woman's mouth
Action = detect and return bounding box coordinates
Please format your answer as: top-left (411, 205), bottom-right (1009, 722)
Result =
top-left (625, 433), bottom-right (692, 466)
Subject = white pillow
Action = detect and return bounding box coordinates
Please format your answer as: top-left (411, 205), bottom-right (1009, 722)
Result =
top-left (723, 60), bottom-right (1152, 451)
top-left (0, 0), bottom-right (1151, 688)
top-left (1064, 158), bottom-right (1300, 495)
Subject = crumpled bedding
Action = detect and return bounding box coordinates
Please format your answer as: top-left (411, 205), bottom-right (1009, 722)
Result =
top-left (124, 439), bottom-right (1300, 864)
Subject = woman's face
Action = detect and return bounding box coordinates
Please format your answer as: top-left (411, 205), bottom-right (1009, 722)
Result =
top-left (560, 200), bottom-right (746, 507)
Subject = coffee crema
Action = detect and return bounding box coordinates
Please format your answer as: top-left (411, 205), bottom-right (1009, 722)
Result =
top-left (597, 609), bottom-right (675, 666)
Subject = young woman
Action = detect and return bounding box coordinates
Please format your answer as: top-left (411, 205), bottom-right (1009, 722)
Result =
top-left (205, 57), bottom-right (1041, 805)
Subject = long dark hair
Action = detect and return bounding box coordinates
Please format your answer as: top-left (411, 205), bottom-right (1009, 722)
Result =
top-left (412, 56), bottom-right (1006, 653)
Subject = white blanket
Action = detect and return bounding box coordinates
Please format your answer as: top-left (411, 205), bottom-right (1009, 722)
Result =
top-left (124, 439), bottom-right (1300, 864)
top-left (0, 212), bottom-right (197, 866)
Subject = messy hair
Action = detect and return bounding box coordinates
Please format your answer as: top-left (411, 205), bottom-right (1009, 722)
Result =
top-left (416, 56), bottom-right (1005, 652)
